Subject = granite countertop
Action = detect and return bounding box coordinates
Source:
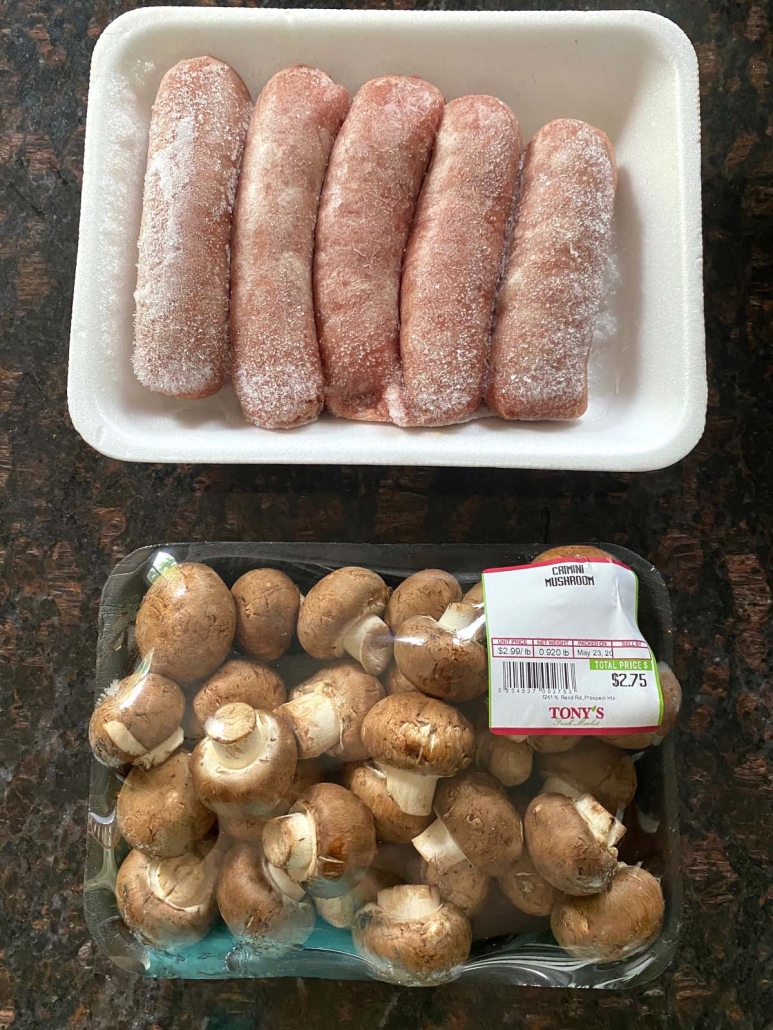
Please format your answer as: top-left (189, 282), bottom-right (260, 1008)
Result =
top-left (1, 1), bottom-right (771, 1027)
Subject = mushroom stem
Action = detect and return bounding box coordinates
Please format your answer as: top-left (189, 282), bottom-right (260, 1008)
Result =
top-left (206, 704), bottom-right (266, 770)
top-left (575, 794), bottom-right (626, 848)
top-left (411, 818), bottom-right (468, 874)
top-left (133, 727), bottom-right (185, 770)
top-left (542, 774), bottom-right (582, 800)
top-left (279, 692), bottom-right (341, 758)
top-left (262, 812), bottom-right (316, 879)
top-left (376, 762), bottom-right (440, 816)
top-left (342, 614), bottom-right (392, 675)
top-left (265, 859), bottom-right (308, 903)
top-left (437, 603), bottom-right (485, 642)
top-left (377, 884), bottom-right (441, 920)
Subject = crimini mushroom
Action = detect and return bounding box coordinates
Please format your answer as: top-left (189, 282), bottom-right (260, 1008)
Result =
top-left (607, 663), bottom-right (683, 749)
top-left (297, 566), bottom-right (393, 675)
top-left (412, 770), bottom-right (523, 876)
top-left (536, 737), bottom-right (637, 813)
top-left (393, 603), bottom-right (487, 702)
top-left (343, 762), bottom-right (432, 843)
top-left (422, 857), bottom-right (490, 919)
top-left (116, 839), bottom-right (221, 948)
top-left (462, 582), bottom-right (484, 606)
top-left (524, 792), bottom-right (626, 896)
top-left (135, 562), bottom-right (236, 684)
top-left (191, 659), bottom-right (286, 735)
top-left (190, 702), bottom-right (298, 818)
top-left (360, 694), bottom-right (475, 816)
top-left (351, 884), bottom-right (472, 986)
top-left (262, 782), bottom-right (376, 898)
top-left (475, 728), bottom-right (532, 787)
top-left (384, 569), bottom-right (462, 632)
top-left (528, 735), bottom-right (581, 754)
top-left (231, 568), bottom-right (302, 660)
top-left (551, 863), bottom-right (665, 960)
top-left (218, 761), bottom-right (324, 844)
top-left (117, 751), bottom-right (215, 858)
top-left (382, 664), bottom-right (418, 695)
top-left (277, 661), bottom-right (384, 760)
top-left (315, 867), bottom-right (399, 928)
top-left (533, 545), bottom-right (613, 563)
top-left (89, 671), bottom-right (185, 769)
top-left (497, 850), bottom-right (557, 916)
top-left (216, 841), bottom-right (315, 947)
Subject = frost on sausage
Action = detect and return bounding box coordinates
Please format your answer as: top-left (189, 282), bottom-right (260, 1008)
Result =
top-left (395, 96), bottom-right (522, 427)
top-left (133, 58), bottom-right (251, 400)
top-left (230, 66), bottom-right (349, 429)
top-left (314, 76), bottom-right (445, 421)
top-left (486, 119), bottom-right (617, 421)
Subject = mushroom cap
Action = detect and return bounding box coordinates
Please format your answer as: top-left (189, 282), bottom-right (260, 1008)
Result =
top-left (536, 738), bottom-right (637, 813)
top-left (191, 659), bottom-right (286, 734)
top-left (524, 793), bottom-right (621, 895)
top-left (117, 751), bottom-right (215, 858)
top-left (606, 663), bottom-right (683, 748)
top-left (263, 782), bottom-right (377, 895)
top-left (475, 729), bottom-right (533, 787)
top-left (216, 842), bottom-right (315, 946)
top-left (382, 664), bottom-right (418, 696)
top-left (135, 562), bottom-right (236, 684)
top-left (385, 570), bottom-right (462, 632)
top-left (190, 705), bottom-right (298, 816)
top-left (89, 672), bottom-right (185, 768)
top-left (528, 735), bottom-right (581, 753)
top-left (533, 545), bottom-right (613, 563)
top-left (551, 864), bottom-right (665, 960)
top-left (462, 582), bottom-right (484, 606)
top-left (361, 694), bottom-right (475, 776)
top-left (393, 615), bottom-right (487, 702)
top-left (343, 762), bottom-right (432, 843)
top-left (231, 568), bottom-right (301, 660)
top-left (433, 771), bottom-right (523, 876)
top-left (297, 567), bottom-right (390, 660)
top-left (219, 812), bottom-right (268, 845)
top-left (352, 884), bottom-right (472, 986)
top-left (283, 661), bottom-right (384, 759)
top-left (115, 841), bottom-right (219, 948)
top-left (422, 858), bottom-right (490, 918)
top-left (497, 850), bottom-right (557, 916)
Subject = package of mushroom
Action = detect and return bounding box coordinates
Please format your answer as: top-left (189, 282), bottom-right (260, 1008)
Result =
top-left (85, 543), bottom-right (682, 987)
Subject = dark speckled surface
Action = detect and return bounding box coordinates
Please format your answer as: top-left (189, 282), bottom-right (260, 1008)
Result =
top-left (1, 1), bottom-right (772, 1028)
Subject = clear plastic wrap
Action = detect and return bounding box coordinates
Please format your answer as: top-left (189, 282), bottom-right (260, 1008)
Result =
top-left (85, 543), bottom-right (681, 986)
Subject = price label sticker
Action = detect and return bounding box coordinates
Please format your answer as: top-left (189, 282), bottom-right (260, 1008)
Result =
top-left (483, 557), bottom-right (662, 736)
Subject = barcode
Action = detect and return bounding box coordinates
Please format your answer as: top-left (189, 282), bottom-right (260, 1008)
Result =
top-left (501, 661), bottom-right (577, 693)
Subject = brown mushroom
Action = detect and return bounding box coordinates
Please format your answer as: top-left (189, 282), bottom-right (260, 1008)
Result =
top-left (277, 661), bottom-right (384, 760)
top-left (606, 663), bottom-right (683, 748)
top-left (524, 792), bottom-right (626, 896)
top-left (135, 562), bottom-right (236, 684)
top-left (314, 867), bottom-right (400, 929)
top-left (536, 738), bottom-right (637, 813)
top-left (117, 751), bottom-right (215, 858)
top-left (384, 570), bottom-right (462, 632)
top-left (382, 663), bottom-right (418, 696)
top-left (462, 582), bottom-right (484, 606)
top-left (343, 762), bottom-right (432, 843)
top-left (191, 659), bottom-right (286, 735)
top-left (533, 545), bottom-right (613, 563)
top-left (231, 568), bottom-right (301, 660)
top-left (528, 735), bottom-right (582, 753)
top-left (116, 838), bottom-right (220, 948)
top-left (216, 841), bottom-right (315, 946)
top-left (262, 782), bottom-right (376, 898)
top-left (475, 728), bottom-right (532, 787)
top-left (422, 857), bottom-right (490, 919)
top-left (551, 863), bottom-right (665, 960)
top-left (297, 567), bottom-right (392, 675)
top-left (497, 850), bottom-right (557, 916)
top-left (393, 603), bottom-right (487, 703)
top-left (89, 672), bottom-right (185, 769)
top-left (216, 758), bottom-right (324, 844)
top-left (360, 694), bottom-right (475, 816)
top-left (190, 702), bottom-right (297, 819)
top-left (412, 770), bottom-right (523, 876)
top-left (352, 884), bottom-right (471, 986)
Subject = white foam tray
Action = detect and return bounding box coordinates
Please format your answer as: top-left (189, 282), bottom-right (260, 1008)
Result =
top-left (69, 7), bottom-right (705, 470)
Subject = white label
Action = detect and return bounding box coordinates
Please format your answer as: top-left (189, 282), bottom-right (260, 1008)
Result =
top-left (483, 559), bottom-right (662, 736)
